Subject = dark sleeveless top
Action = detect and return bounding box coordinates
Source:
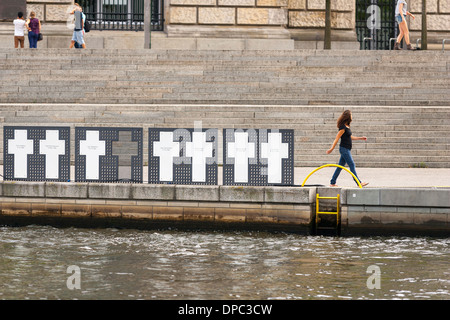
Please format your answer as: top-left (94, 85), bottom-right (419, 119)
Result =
top-left (28, 18), bottom-right (40, 34)
top-left (339, 125), bottom-right (352, 150)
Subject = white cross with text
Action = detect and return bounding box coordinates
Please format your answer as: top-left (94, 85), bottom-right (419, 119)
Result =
top-left (8, 130), bottom-right (34, 179)
top-left (80, 131), bottom-right (106, 180)
top-left (40, 130), bottom-right (66, 179)
top-left (227, 131), bottom-right (256, 183)
top-left (186, 132), bottom-right (213, 182)
top-left (153, 131), bottom-right (180, 182)
top-left (260, 132), bottom-right (289, 184)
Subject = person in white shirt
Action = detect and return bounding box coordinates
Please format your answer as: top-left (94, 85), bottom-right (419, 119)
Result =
top-left (13, 12), bottom-right (26, 48)
top-left (394, 0), bottom-right (416, 50)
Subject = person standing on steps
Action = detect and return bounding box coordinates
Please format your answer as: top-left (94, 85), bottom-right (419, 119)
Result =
top-left (73, 3), bottom-right (87, 49)
top-left (13, 12), bottom-right (26, 48)
top-left (394, 0), bottom-right (416, 50)
top-left (26, 11), bottom-right (41, 49)
top-left (326, 110), bottom-right (369, 187)
top-left (69, 4), bottom-right (86, 49)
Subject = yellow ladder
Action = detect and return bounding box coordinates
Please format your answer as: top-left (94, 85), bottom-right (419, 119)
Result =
top-left (315, 193), bottom-right (340, 235)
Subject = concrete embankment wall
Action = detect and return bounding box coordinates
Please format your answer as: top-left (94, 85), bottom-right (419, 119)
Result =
top-left (0, 181), bottom-right (448, 237)
top-left (341, 187), bottom-right (450, 236)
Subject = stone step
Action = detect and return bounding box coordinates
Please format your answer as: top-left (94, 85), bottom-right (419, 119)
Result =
top-left (2, 103), bottom-right (446, 113)
top-left (296, 142), bottom-right (450, 151)
top-left (4, 103), bottom-right (445, 116)
top-left (0, 47), bottom-right (449, 102)
top-left (163, 85), bottom-right (448, 96)
top-left (295, 154), bottom-right (449, 163)
top-left (4, 56), bottom-right (450, 72)
top-left (5, 107), bottom-right (448, 121)
top-left (1, 47), bottom-right (446, 56)
top-left (3, 83), bottom-right (448, 103)
top-left (156, 92), bottom-right (447, 101)
top-left (8, 112), bottom-right (450, 134)
top-left (294, 161), bottom-right (448, 169)
top-left (73, 98), bottom-right (450, 106)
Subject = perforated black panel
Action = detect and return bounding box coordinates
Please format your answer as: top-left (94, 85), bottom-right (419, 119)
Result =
top-left (149, 128), bottom-right (218, 185)
top-left (75, 127), bottom-right (143, 183)
top-left (223, 129), bottom-right (294, 186)
top-left (3, 126), bottom-right (70, 182)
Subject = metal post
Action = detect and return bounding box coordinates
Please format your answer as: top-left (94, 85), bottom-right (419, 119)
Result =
top-left (324, 0), bottom-right (331, 50)
top-left (144, 0), bottom-right (151, 49)
top-left (421, 0), bottom-right (428, 50)
top-left (389, 38), bottom-right (397, 50)
top-left (363, 37), bottom-right (373, 50)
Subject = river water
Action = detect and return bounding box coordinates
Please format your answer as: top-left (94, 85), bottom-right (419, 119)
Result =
top-left (0, 225), bottom-right (448, 300)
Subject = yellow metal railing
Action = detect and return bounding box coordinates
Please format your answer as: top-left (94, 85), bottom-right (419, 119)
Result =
top-left (301, 164), bottom-right (363, 188)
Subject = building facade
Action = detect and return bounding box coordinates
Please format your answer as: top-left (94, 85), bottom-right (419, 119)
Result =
top-left (1, 0), bottom-right (449, 49)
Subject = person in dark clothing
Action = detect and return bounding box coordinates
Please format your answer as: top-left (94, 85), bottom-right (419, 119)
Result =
top-left (26, 11), bottom-right (41, 49)
top-left (326, 110), bottom-right (369, 187)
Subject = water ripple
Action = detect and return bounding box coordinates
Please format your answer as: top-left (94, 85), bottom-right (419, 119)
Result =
top-left (0, 226), bottom-right (448, 300)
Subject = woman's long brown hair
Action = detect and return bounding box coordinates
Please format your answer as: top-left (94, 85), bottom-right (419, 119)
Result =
top-left (337, 110), bottom-right (352, 128)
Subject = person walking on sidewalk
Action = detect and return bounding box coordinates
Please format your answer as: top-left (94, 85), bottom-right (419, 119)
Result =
top-left (326, 110), bottom-right (369, 187)
top-left (13, 12), bottom-right (26, 48)
top-left (393, 0), bottom-right (416, 50)
top-left (26, 11), bottom-right (41, 49)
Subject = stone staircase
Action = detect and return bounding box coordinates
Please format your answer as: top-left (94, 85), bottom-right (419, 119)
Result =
top-left (0, 48), bottom-right (449, 168)
top-left (0, 48), bottom-right (449, 105)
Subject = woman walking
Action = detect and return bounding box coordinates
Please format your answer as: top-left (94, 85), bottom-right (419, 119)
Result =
top-left (26, 11), bottom-right (41, 49)
top-left (394, 0), bottom-right (416, 50)
top-left (326, 110), bottom-right (369, 187)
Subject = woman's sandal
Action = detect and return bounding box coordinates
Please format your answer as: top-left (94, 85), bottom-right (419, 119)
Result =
top-left (361, 182), bottom-right (369, 187)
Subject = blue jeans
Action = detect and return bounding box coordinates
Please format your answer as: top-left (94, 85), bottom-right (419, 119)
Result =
top-left (330, 147), bottom-right (361, 185)
top-left (28, 31), bottom-right (38, 48)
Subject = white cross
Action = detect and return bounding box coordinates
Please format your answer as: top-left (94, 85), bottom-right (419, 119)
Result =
top-left (8, 130), bottom-right (34, 179)
top-left (40, 130), bottom-right (66, 179)
top-left (227, 131), bottom-right (256, 183)
top-left (260, 132), bottom-right (289, 184)
top-left (185, 132), bottom-right (213, 182)
top-left (153, 131), bottom-right (180, 182)
top-left (79, 130), bottom-right (106, 180)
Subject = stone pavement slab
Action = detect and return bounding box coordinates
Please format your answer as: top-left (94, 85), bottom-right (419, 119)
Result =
top-left (1, 166), bottom-right (448, 188)
top-left (295, 167), bottom-right (450, 188)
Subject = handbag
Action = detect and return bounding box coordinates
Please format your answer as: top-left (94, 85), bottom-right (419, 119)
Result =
top-left (37, 33), bottom-right (43, 41)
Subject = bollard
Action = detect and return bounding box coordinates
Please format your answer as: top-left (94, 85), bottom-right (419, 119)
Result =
top-left (389, 38), bottom-right (397, 50)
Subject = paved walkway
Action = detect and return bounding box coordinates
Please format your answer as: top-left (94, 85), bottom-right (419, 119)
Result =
top-left (295, 167), bottom-right (450, 188)
top-left (0, 166), bottom-right (448, 188)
